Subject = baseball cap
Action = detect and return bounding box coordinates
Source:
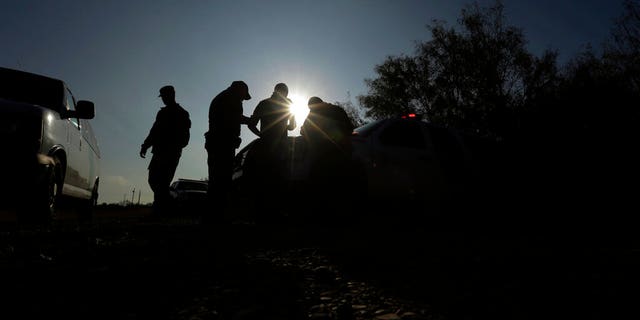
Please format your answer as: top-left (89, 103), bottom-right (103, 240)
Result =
top-left (308, 96), bottom-right (323, 105)
top-left (158, 85), bottom-right (175, 97)
top-left (231, 81), bottom-right (251, 100)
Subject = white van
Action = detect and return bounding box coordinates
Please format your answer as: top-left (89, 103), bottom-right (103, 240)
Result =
top-left (0, 67), bottom-right (100, 222)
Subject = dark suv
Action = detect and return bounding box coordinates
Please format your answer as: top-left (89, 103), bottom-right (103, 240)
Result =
top-left (169, 178), bottom-right (208, 209)
top-left (232, 115), bottom-right (475, 215)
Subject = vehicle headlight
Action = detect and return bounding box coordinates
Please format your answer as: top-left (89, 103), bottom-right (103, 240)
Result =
top-left (0, 122), bottom-right (18, 134)
top-left (5, 117), bottom-right (44, 152)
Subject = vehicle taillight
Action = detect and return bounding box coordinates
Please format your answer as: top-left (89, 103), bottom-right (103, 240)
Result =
top-left (401, 113), bottom-right (420, 119)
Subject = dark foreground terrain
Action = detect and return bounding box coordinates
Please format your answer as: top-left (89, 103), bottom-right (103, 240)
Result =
top-left (0, 206), bottom-right (638, 320)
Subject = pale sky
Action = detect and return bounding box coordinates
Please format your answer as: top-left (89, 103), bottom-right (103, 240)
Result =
top-left (0, 0), bottom-right (623, 204)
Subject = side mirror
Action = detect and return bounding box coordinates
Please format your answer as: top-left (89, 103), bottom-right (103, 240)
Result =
top-left (75, 100), bottom-right (95, 119)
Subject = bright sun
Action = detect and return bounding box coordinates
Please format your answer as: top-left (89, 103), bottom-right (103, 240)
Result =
top-left (288, 93), bottom-right (310, 124)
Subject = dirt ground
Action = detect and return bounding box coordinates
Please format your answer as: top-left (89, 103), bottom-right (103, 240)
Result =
top-left (0, 206), bottom-right (638, 320)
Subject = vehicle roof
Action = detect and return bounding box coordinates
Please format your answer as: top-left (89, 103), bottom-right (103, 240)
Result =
top-left (172, 179), bottom-right (208, 191)
top-left (0, 67), bottom-right (65, 111)
top-left (0, 67), bottom-right (63, 83)
top-left (354, 115), bottom-right (429, 137)
top-left (175, 178), bottom-right (207, 183)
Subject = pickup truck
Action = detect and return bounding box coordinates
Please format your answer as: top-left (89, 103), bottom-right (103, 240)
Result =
top-left (0, 67), bottom-right (100, 222)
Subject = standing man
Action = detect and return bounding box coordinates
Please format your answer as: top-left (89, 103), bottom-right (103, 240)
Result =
top-left (205, 80), bottom-right (252, 222)
top-left (140, 85), bottom-right (191, 216)
top-left (248, 83), bottom-right (296, 152)
top-left (301, 96), bottom-right (353, 156)
top-left (300, 96), bottom-right (355, 222)
top-left (247, 83), bottom-right (296, 220)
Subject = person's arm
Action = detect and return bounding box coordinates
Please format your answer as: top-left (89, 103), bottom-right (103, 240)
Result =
top-left (180, 113), bottom-right (191, 149)
top-left (140, 145), bottom-right (148, 158)
top-left (141, 112), bottom-right (161, 158)
top-left (247, 103), bottom-right (262, 137)
top-left (285, 98), bottom-right (296, 131)
top-left (240, 114), bottom-right (251, 125)
top-left (248, 115), bottom-right (261, 137)
top-left (287, 113), bottom-right (296, 131)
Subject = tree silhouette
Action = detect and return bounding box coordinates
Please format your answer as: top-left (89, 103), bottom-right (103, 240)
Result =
top-left (357, 1), bottom-right (559, 141)
top-left (334, 92), bottom-right (370, 128)
top-left (555, 0), bottom-right (640, 138)
top-left (608, 0), bottom-right (640, 92)
top-left (355, 0), bottom-right (640, 219)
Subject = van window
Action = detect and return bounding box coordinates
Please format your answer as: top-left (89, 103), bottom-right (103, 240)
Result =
top-left (81, 120), bottom-right (101, 157)
top-left (65, 88), bottom-right (79, 128)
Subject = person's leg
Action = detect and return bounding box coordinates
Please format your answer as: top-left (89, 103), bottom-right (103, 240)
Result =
top-left (148, 155), bottom-right (173, 217)
top-left (204, 149), bottom-right (216, 223)
top-left (206, 145), bottom-right (234, 223)
top-left (159, 153), bottom-right (181, 216)
top-left (217, 147), bottom-right (234, 221)
top-left (148, 156), bottom-right (163, 216)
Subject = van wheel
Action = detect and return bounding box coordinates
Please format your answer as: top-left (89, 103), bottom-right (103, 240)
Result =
top-left (21, 157), bottom-right (62, 225)
top-left (41, 157), bottom-right (62, 222)
top-left (80, 182), bottom-right (98, 222)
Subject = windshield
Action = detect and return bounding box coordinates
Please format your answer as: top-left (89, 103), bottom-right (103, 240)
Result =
top-left (0, 67), bottom-right (64, 111)
top-left (177, 181), bottom-right (208, 191)
top-left (353, 119), bottom-right (385, 137)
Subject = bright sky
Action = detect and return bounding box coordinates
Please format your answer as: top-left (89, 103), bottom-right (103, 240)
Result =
top-left (1, 0), bottom-right (623, 204)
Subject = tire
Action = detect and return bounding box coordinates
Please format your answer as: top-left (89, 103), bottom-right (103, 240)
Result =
top-left (79, 182), bottom-right (98, 222)
top-left (43, 157), bottom-right (62, 222)
top-left (21, 157), bottom-right (62, 225)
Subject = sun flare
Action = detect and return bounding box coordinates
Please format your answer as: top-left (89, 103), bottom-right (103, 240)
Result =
top-left (288, 93), bottom-right (310, 124)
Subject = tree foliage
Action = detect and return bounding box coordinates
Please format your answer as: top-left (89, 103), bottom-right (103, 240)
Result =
top-left (358, 1), bottom-right (559, 140)
top-left (334, 93), bottom-right (369, 128)
top-left (606, 0), bottom-right (640, 92)
top-left (354, 0), bottom-right (640, 219)
top-left (556, 0), bottom-right (640, 137)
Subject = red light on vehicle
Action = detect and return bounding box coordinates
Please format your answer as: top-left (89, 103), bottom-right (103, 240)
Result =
top-left (408, 113), bottom-right (416, 118)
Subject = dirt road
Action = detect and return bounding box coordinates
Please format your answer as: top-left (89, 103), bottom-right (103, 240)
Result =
top-left (0, 207), bottom-right (637, 319)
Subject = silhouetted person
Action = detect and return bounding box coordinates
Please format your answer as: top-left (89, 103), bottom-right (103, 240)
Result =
top-left (246, 83), bottom-right (296, 222)
top-left (301, 96), bottom-right (353, 155)
top-left (140, 85), bottom-right (191, 216)
top-left (248, 83), bottom-right (296, 151)
top-left (301, 96), bottom-right (355, 222)
top-left (205, 80), bottom-right (252, 222)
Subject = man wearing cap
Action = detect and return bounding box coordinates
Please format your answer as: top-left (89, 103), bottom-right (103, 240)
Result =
top-left (205, 80), bottom-right (252, 222)
top-left (301, 96), bottom-right (353, 154)
top-left (140, 85), bottom-right (191, 216)
top-left (300, 96), bottom-right (355, 221)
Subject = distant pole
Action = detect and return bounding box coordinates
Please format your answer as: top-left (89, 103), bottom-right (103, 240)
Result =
top-left (131, 188), bottom-right (135, 205)
top-left (138, 190), bottom-right (141, 205)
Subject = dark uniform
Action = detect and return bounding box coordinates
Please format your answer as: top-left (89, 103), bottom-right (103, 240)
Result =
top-left (205, 81), bottom-right (251, 221)
top-left (247, 84), bottom-right (296, 220)
top-left (141, 86), bottom-right (191, 215)
top-left (301, 97), bottom-right (355, 221)
top-left (250, 92), bottom-right (295, 153)
top-left (301, 97), bottom-right (354, 162)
